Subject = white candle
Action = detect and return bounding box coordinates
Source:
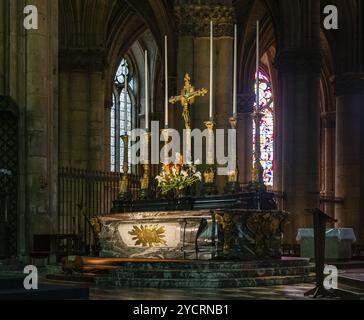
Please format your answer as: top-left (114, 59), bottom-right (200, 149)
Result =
top-left (124, 72), bottom-right (128, 134)
top-left (164, 35), bottom-right (169, 128)
top-left (145, 50), bottom-right (149, 130)
top-left (233, 24), bottom-right (237, 117)
top-left (209, 20), bottom-right (214, 120)
top-left (256, 21), bottom-right (260, 113)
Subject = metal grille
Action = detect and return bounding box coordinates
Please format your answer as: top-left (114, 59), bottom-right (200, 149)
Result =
top-left (58, 168), bottom-right (141, 254)
top-left (0, 111), bottom-right (18, 257)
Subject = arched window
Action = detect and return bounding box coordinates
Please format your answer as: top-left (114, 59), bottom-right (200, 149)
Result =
top-left (111, 58), bottom-right (135, 172)
top-left (253, 68), bottom-right (274, 187)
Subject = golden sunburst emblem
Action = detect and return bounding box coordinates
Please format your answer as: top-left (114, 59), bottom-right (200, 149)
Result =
top-left (128, 225), bottom-right (167, 247)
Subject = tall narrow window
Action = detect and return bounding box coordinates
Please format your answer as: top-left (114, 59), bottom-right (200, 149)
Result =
top-left (253, 68), bottom-right (274, 187)
top-left (110, 58), bottom-right (134, 172)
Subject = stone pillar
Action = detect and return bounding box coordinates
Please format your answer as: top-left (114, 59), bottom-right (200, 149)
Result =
top-left (174, 1), bottom-right (235, 192)
top-left (275, 50), bottom-right (321, 243)
top-left (237, 94), bottom-right (255, 186)
top-left (59, 49), bottom-right (106, 171)
top-left (334, 74), bottom-right (364, 243)
top-left (321, 112), bottom-right (336, 220)
top-left (25, 0), bottom-right (59, 241)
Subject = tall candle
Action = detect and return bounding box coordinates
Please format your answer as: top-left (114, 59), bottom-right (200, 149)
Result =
top-left (233, 24), bottom-right (237, 117)
top-left (164, 35), bottom-right (169, 128)
top-left (145, 50), bottom-right (149, 130)
top-left (124, 72), bottom-right (128, 134)
top-left (209, 20), bottom-right (214, 120)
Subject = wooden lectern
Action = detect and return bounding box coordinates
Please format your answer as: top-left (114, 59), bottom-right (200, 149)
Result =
top-left (304, 208), bottom-right (338, 298)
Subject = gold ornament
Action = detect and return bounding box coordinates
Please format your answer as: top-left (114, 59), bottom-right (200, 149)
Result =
top-left (128, 225), bottom-right (167, 247)
top-left (203, 168), bottom-right (215, 184)
top-left (169, 73), bottom-right (208, 129)
top-left (215, 213), bottom-right (236, 256)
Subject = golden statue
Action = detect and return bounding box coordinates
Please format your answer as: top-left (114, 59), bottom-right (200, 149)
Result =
top-left (215, 213), bottom-right (236, 256)
top-left (169, 73), bottom-right (208, 129)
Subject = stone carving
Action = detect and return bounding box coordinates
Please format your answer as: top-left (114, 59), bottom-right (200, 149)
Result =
top-left (333, 73), bottom-right (364, 96)
top-left (175, 3), bottom-right (235, 37)
top-left (274, 49), bottom-right (321, 75)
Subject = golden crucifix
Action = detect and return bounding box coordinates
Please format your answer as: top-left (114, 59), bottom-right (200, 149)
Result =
top-left (169, 74), bottom-right (208, 129)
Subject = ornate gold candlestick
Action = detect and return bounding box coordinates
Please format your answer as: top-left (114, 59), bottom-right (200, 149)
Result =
top-left (140, 131), bottom-right (151, 200)
top-left (203, 120), bottom-right (217, 195)
top-left (225, 116), bottom-right (241, 194)
top-left (119, 134), bottom-right (132, 201)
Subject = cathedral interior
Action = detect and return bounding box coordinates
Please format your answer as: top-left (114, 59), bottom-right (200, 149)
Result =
top-left (0, 0), bottom-right (364, 301)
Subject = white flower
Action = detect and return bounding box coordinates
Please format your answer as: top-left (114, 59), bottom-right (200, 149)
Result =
top-left (194, 172), bottom-right (202, 181)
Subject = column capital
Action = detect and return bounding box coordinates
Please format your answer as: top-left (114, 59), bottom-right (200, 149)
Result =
top-left (60, 48), bottom-right (106, 73)
top-left (274, 49), bottom-right (321, 75)
top-left (321, 112), bottom-right (336, 129)
top-left (236, 93), bottom-right (255, 115)
top-left (333, 73), bottom-right (364, 96)
top-left (175, 1), bottom-right (235, 37)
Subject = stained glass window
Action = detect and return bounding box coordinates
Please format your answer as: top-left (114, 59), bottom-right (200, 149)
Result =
top-left (253, 68), bottom-right (274, 187)
top-left (110, 58), bottom-right (134, 172)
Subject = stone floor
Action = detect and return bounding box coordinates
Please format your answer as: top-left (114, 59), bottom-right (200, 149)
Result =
top-left (340, 268), bottom-right (364, 282)
top-left (89, 283), bottom-right (317, 300)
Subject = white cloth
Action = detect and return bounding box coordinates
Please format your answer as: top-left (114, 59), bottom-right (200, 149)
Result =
top-left (296, 228), bottom-right (357, 242)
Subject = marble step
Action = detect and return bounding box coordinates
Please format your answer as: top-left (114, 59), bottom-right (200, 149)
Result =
top-left (339, 275), bottom-right (364, 290)
top-left (107, 266), bottom-right (315, 280)
top-left (96, 273), bottom-right (316, 289)
top-left (89, 258), bottom-right (311, 271)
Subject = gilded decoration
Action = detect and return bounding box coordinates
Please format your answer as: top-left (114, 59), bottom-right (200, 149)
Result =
top-left (128, 225), bottom-right (167, 247)
top-left (246, 212), bottom-right (289, 258)
top-left (215, 213), bottom-right (237, 256)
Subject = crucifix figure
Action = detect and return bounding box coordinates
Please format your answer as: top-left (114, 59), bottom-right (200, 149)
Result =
top-left (169, 73), bottom-right (208, 129)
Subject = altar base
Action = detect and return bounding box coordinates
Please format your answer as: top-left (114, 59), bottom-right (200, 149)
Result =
top-left (60, 257), bottom-right (315, 289)
top-left (98, 210), bottom-right (289, 261)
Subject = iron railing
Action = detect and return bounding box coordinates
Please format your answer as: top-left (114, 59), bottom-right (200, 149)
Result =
top-left (58, 168), bottom-right (140, 253)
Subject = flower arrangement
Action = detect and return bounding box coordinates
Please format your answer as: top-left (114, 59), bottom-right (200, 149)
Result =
top-left (156, 153), bottom-right (202, 198)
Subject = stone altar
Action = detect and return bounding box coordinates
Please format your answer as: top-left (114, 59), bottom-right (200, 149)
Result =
top-left (98, 209), bottom-right (289, 261)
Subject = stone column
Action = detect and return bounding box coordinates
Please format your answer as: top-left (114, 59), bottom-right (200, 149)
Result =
top-left (334, 74), bottom-right (364, 243)
top-left (321, 112), bottom-right (336, 220)
top-left (59, 49), bottom-right (106, 171)
top-left (237, 94), bottom-right (255, 186)
top-left (175, 1), bottom-right (235, 192)
top-left (25, 0), bottom-right (59, 242)
top-left (275, 50), bottom-right (321, 243)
